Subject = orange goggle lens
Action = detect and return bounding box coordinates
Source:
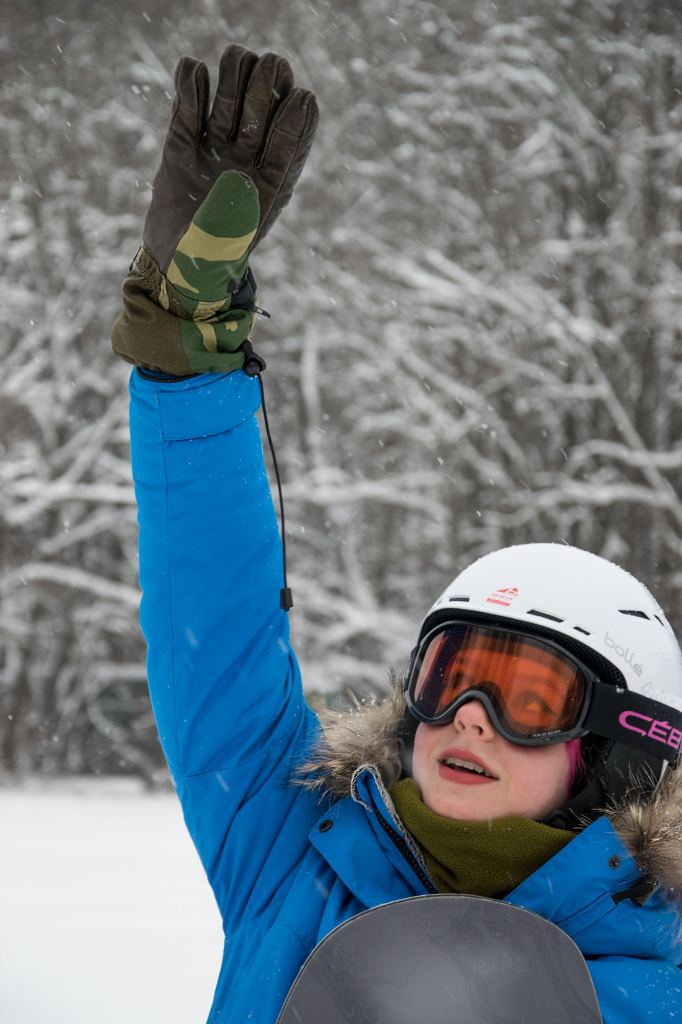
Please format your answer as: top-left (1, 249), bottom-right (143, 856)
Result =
top-left (410, 624), bottom-right (587, 738)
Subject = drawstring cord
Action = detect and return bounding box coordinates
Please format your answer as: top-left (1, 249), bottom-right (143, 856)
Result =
top-left (241, 338), bottom-right (294, 612)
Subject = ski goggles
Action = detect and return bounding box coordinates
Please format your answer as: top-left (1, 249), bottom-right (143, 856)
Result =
top-left (405, 620), bottom-right (682, 762)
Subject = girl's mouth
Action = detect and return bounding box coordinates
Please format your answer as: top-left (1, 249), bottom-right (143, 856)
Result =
top-left (438, 753), bottom-right (498, 785)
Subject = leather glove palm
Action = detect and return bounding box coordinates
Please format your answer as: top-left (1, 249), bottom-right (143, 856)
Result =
top-left (112, 44), bottom-right (318, 375)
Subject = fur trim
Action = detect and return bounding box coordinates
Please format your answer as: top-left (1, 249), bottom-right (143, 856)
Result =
top-left (609, 767), bottom-right (682, 907)
top-left (299, 672), bottom-right (406, 795)
top-left (301, 674), bottom-right (682, 909)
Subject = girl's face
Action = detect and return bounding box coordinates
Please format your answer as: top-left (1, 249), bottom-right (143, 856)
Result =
top-left (411, 698), bottom-right (571, 821)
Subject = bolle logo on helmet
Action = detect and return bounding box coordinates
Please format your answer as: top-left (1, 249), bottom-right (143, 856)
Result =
top-left (486, 586), bottom-right (519, 608)
top-left (619, 711), bottom-right (682, 753)
top-left (604, 631), bottom-right (643, 677)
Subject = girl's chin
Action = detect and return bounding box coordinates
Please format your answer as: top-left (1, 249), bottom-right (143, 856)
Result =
top-left (425, 791), bottom-right (503, 821)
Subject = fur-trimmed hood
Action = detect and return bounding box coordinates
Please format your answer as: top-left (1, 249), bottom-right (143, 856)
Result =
top-left (302, 676), bottom-right (682, 911)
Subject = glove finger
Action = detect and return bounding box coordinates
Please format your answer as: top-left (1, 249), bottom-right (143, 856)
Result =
top-left (258, 86), bottom-right (319, 179)
top-left (255, 87), bottom-right (319, 244)
top-left (237, 52), bottom-right (295, 160)
top-left (205, 43), bottom-right (259, 153)
top-left (167, 56), bottom-right (210, 147)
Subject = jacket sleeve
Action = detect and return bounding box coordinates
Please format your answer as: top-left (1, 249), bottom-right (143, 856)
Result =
top-left (128, 367), bottom-right (324, 930)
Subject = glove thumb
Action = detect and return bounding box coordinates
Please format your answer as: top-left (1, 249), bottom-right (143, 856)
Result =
top-left (166, 170), bottom-right (260, 307)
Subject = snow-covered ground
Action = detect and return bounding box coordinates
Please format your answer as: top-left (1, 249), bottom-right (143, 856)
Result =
top-left (0, 779), bottom-right (223, 1024)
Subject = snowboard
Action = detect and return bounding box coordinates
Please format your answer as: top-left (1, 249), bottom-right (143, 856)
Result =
top-left (277, 894), bottom-right (601, 1023)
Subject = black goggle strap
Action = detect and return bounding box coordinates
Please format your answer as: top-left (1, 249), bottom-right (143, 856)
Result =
top-left (584, 685), bottom-right (682, 766)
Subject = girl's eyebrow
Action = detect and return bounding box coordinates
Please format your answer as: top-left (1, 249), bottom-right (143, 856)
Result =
top-left (446, 665), bottom-right (476, 687)
top-left (516, 672), bottom-right (567, 689)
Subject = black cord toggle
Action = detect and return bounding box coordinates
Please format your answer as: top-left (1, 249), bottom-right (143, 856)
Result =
top-left (240, 339), bottom-right (267, 377)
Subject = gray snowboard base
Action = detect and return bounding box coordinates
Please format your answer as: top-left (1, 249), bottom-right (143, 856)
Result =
top-left (277, 894), bottom-right (601, 1023)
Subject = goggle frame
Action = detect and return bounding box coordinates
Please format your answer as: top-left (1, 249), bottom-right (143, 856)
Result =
top-left (404, 621), bottom-right (600, 747)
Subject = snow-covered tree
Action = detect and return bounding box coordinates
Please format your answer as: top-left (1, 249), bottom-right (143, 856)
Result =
top-left (1, 0), bottom-right (680, 779)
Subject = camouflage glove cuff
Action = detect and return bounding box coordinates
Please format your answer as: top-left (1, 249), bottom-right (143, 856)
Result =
top-left (113, 170), bottom-right (260, 376)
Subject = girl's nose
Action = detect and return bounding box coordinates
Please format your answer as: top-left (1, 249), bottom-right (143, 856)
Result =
top-left (452, 698), bottom-right (496, 739)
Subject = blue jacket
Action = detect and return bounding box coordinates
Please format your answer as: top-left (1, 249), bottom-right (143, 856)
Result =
top-left (129, 367), bottom-right (682, 1024)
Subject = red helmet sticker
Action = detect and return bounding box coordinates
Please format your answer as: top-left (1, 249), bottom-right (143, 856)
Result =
top-left (486, 586), bottom-right (519, 607)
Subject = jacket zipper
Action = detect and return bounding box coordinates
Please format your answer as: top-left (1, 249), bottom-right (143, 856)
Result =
top-left (375, 811), bottom-right (437, 894)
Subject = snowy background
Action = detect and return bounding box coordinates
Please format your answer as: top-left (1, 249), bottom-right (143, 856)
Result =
top-left (1, 1), bottom-right (682, 1020)
top-left (3, 0), bottom-right (682, 778)
top-left (0, 780), bottom-right (222, 1023)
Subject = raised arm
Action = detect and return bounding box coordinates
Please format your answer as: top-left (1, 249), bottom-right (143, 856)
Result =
top-left (114, 46), bottom-right (323, 926)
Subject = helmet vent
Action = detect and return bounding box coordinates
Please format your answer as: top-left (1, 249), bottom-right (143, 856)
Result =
top-left (619, 609), bottom-right (649, 620)
top-left (654, 614), bottom-right (665, 627)
top-left (574, 626), bottom-right (591, 636)
top-left (447, 596), bottom-right (470, 602)
top-left (527, 609), bottom-right (563, 623)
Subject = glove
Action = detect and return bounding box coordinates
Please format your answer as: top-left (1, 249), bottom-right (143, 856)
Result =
top-left (112, 44), bottom-right (319, 376)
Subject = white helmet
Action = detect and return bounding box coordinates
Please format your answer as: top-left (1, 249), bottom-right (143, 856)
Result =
top-left (412, 543), bottom-right (682, 825)
top-left (421, 543), bottom-right (682, 714)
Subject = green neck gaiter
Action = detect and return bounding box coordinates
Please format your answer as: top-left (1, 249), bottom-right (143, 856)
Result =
top-left (390, 778), bottom-right (575, 898)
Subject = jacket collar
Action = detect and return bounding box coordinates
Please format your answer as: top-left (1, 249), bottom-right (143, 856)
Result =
top-left (308, 765), bottom-right (433, 906)
top-left (506, 815), bottom-right (681, 959)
